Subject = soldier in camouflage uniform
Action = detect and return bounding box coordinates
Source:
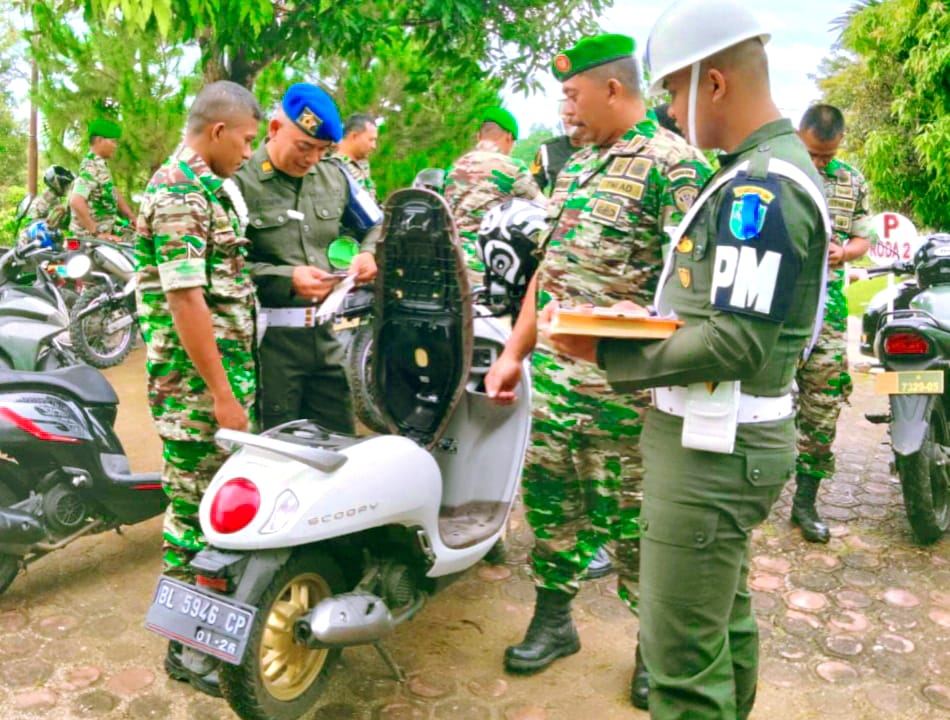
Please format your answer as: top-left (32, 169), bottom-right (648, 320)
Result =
top-left (484, 35), bottom-right (710, 704)
top-left (69, 118), bottom-right (135, 242)
top-left (29, 166), bottom-right (75, 229)
top-left (445, 107), bottom-right (544, 286)
top-left (792, 104), bottom-right (872, 543)
top-left (328, 112), bottom-right (379, 201)
top-left (135, 81), bottom-right (262, 697)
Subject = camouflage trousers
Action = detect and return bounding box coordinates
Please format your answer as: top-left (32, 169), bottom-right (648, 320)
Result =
top-left (796, 279), bottom-right (852, 480)
top-left (160, 438), bottom-right (230, 581)
top-left (459, 230), bottom-right (485, 290)
top-left (524, 353), bottom-right (647, 610)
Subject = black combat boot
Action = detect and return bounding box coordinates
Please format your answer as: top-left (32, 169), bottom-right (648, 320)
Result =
top-left (630, 641), bottom-right (650, 709)
top-left (504, 587), bottom-right (580, 673)
top-left (790, 474), bottom-right (830, 543)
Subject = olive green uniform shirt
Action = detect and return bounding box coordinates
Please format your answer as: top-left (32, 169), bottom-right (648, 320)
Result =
top-left (233, 143), bottom-right (380, 308)
top-left (598, 119), bottom-right (827, 405)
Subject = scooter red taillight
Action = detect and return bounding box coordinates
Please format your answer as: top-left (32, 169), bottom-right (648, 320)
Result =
top-left (209, 478), bottom-right (260, 534)
top-left (883, 331), bottom-right (933, 357)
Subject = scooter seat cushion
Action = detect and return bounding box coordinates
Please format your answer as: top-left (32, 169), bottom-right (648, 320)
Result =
top-left (371, 189), bottom-right (473, 446)
top-left (0, 365), bottom-right (117, 405)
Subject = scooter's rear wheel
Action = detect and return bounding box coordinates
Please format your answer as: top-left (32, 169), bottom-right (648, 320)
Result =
top-left (895, 400), bottom-right (950, 544)
top-left (0, 480), bottom-right (23, 595)
top-left (220, 551), bottom-right (344, 720)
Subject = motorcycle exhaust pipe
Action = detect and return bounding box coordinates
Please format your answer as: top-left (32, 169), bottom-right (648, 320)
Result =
top-left (0, 506), bottom-right (46, 544)
top-left (293, 592), bottom-right (395, 649)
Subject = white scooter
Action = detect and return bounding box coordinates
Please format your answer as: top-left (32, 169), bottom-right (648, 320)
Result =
top-left (144, 189), bottom-right (535, 720)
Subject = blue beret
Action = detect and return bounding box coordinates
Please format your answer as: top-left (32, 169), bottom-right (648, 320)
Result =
top-left (281, 83), bottom-right (343, 142)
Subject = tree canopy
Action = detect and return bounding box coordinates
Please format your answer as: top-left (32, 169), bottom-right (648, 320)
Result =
top-left (819, 0), bottom-right (950, 230)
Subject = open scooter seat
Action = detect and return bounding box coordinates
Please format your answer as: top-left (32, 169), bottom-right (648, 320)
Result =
top-left (0, 365), bottom-right (117, 405)
top-left (369, 189), bottom-right (472, 448)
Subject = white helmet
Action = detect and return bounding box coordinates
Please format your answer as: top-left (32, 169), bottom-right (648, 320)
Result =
top-left (645, 0), bottom-right (771, 96)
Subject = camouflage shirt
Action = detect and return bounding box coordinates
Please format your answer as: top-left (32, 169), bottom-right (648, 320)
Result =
top-left (328, 152), bottom-right (377, 201)
top-left (823, 157), bottom-right (872, 282)
top-left (69, 151), bottom-right (119, 238)
top-left (30, 188), bottom-right (70, 229)
top-left (536, 119), bottom-right (712, 394)
top-left (134, 144), bottom-right (257, 442)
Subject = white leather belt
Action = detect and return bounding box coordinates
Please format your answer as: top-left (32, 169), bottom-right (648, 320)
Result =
top-left (262, 307), bottom-right (323, 328)
top-left (653, 386), bottom-right (794, 424)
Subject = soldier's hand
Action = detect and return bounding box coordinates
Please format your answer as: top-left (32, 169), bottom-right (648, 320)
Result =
top-left (485, 353), bottom-right (523, 406)
top-left (214, 394), bottom-right (249, 432)
top-left (828, 241), bottom-right (846, 266)
top-left (348, 252), bottom-right (378, 284)
top-left (292, 265), bottom-right (340, 301)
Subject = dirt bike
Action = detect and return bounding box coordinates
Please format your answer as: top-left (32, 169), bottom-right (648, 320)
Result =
top-left (144, 188), bottom-right (532, 720)
top-left (68, 237), bottom-right (138, 368)
top-left (864, 233), bottom-right (950, 543)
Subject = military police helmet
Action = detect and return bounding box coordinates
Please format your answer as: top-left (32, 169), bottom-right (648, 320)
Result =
top-left (43, 165), bottom-right (75, 197)
top-left (476, 199), bottom-right (547, 316)
top-left (914, 233), bottom-right (950, 289)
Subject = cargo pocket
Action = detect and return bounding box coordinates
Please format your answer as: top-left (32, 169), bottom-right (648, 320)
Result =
top-left (736, 449), bottom-right (796, 530)
top-left (640, 496), bottom-right (719, 607)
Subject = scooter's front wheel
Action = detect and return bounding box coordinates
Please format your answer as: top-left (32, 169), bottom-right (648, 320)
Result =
top-left (220, 551), bottom-right (345, 720)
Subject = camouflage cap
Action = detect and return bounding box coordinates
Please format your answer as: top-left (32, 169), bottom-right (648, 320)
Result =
top-left (281, 83), bottom-right (343, 142)
top-left (481, 107), bottom-right (519, 140)
top-left (89, 118), bottom-right (121, 139)
top-left (552, 33), bottom-right (636, 81)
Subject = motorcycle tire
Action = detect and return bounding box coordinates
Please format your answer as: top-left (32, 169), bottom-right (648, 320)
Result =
top-left (0, 480), bottom-right (23, 595)
top-left (69, 289), bottom-right (135, 369)
top-left (894, 401), bottom-right (950, 544)
top-left (345, 323), bottom-right (389, 435)
top-left (220, 551), bottom-right (345, 720)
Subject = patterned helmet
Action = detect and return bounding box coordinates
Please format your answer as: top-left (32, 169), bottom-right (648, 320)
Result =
top-left (914, 233), bottom-right (950, 289)
top-left (476, 198), bottom-right (547, 315)
top-left (43, 165), bottom-right (75, 197)
top-left (25, 220), bottom-right (59, 250)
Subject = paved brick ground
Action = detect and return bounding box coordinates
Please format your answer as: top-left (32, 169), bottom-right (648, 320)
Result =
top-left (0, 344), bottom-right (947, 719)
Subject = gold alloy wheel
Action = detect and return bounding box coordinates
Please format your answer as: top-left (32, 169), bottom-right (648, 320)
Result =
top-left (258, 572), bottom-right (332, 701)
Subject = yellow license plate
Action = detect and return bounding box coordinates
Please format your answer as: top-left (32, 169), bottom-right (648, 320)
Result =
top-left (875, 370), bottom-right (945, 395)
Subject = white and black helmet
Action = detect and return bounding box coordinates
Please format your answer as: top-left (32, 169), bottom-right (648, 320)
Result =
top-left (43, 165), bottom-right (75, 197)
top-left (476, 198), bottom-right (547, 315)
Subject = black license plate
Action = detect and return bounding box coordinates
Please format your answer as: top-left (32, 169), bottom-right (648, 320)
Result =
top-left (144, 576), bottom-right (257, 665)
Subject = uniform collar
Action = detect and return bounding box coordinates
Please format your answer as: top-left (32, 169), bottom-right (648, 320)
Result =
top-left (174, 143), bottom-right (224, 196)
top-left (718, 118), bottom-right (795, 167)
top-left (824, 157), bottom-right (845, 179)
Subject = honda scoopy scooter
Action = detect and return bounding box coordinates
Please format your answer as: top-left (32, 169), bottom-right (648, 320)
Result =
top-left (145, 188), bottom-right (533, 720)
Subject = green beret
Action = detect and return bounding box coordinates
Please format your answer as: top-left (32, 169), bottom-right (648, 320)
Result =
top-left (89, 118), bottom-right (121, 139)
top-left (552, 33), bottom-right (636, 81)
top-left (482, 107), bottom-right (519, 140)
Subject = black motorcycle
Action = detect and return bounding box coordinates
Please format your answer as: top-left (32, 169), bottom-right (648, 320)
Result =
top-left (0, 364), bottom-right (166, 595)
top-left (864, 233), bottom-right (950, 544)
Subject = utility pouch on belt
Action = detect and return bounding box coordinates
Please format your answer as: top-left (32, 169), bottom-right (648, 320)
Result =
top-left (332, 160), bottom-right (384, 233)
top-left (681, 381), bottom-right (740, 454)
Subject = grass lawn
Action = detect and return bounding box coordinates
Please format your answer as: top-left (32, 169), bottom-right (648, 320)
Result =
top-left (844, 275), bottom-right (910, 317)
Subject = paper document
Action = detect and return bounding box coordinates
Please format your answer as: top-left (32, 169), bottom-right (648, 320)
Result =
top-left (315, 275), bottom-right (357, 322)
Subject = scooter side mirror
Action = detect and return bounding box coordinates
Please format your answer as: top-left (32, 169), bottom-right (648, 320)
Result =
top-left (12, 194), bottom-right (34, 235)
top-left (65, 254), bottom-right (92, 279)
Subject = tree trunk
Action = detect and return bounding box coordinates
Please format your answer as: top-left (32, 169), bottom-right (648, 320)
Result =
top-left (198, 36), bottom-right (269, 89)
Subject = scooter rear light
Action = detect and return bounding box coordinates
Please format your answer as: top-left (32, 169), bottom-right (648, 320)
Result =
top-left (883, 332), bottom-right (933, 356)
top-left (66, 238), bottom-right (81, 251)
top-left (0, 406), bottom-right (81, 444)
top-left (195, 575), bottom-right (231, 593)
top-left (209, 478), bottom-right (260, 534)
